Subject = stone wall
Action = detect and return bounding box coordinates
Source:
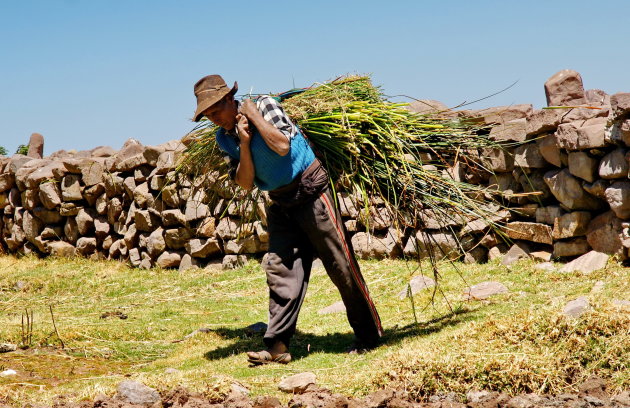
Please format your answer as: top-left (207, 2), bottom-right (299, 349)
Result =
top-left (1, 69), bottom-right (630, 269)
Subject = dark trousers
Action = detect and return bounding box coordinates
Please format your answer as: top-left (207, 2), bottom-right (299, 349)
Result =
top-left (262, 187), bottom-right (383, 348)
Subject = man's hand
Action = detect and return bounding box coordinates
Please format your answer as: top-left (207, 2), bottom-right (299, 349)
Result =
top-left (239, 98), bottom-right (259, 120)
top-left (236, 113), bottom-right (252, 145)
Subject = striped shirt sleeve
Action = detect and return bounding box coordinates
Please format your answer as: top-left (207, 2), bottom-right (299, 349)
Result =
top-left (256, 95), bottom-right (298, 140)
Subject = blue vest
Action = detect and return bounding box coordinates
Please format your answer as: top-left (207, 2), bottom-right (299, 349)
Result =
top-left (216, 126), bottom-right (316, 191)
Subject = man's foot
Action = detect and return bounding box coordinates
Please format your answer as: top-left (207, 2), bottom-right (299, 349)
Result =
top-left (346, 338), bottom-right (379, 354)
top-left (246, 350), bottom-right (292, 365)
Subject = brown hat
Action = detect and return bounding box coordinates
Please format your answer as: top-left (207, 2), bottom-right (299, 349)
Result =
top-left (192, 75), bottom-right (238, 122)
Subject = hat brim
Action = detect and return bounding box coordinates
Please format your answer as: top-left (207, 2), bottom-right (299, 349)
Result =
top-left (193, 81), bottom-right (238, 122)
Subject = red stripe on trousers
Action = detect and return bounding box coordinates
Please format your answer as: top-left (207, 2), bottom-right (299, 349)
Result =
top-left (320, 192), bottom-right (383, 336)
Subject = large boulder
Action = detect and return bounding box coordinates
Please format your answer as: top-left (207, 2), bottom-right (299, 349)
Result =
top-left (544, 69), bottom-right (586, 107)
top-left (610, 92), bottom-right (630, 120)
top-left (555, 118), bottom-right (608, 151)
top-left (586, 211), bottom-right (624, 256)
top-left (543, 169), bottom-right (601, 210)
top-left (552, 211), bottom-right (591, 239)
top-left (26, 133), bottom-right (44, 159)
top-left (505, 222), bottom-right (553, 245)
top-left (599, 148), bottom-right (628, 179)
top-left (567, 152), bottom-right (598, 182)
top-left (604, 181), bottom-right (630, 219)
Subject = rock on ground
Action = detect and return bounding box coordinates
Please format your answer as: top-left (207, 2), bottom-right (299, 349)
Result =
top-left (278, 372), bottom-right (317, 394)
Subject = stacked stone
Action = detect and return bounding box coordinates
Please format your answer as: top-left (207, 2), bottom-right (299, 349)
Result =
top-left (474, 70), bottom-right (630, 261)
top-left (0, 138), bottom-right (269, 270)
top-left (3, 69), bottom-right (630, 267)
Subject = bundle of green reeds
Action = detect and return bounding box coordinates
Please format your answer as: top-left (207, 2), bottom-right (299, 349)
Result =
top-left (179, 76), bottom-right (504, 231)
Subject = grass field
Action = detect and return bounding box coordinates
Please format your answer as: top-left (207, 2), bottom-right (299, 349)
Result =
top-left (0, 254), bottom-right (628, 405)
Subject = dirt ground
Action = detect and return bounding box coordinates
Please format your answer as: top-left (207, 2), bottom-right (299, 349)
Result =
top-left (5, 376), bottom-right (627, 408)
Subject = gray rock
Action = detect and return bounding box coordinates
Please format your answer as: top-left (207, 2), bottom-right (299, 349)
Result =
top-left (607, 119), bottom-right (630, 146)
top-left (465, 247), bottom-right (488, 264)
top-left (197, 217), bottom-right (216, 238)
top-left (76, 208), bottom-right (95, 236)
top-left (464, 281), bottom-right (508, 300)
top-left (128, 248), bottom-right (142, 267)
top-left (544, 69), bottom-right (586, 107)
top-left (612, 299), bottom-right (630, 308)
top-left (568, 152), bottom-right (598, 182)
top-left (146, 228), bottom-right (166, 258)
top-left (556, 118), bottom-right (608, 151)
top-left (133, 182), bottom-right (154, 209)
top-left (61, 174), bottom-right (83, 201)
top-left (47, 241), bottom-right (77, 257)
top-left (563, 296), bottom-right (590, 318)
top-left (0, 343), bottom-right (17, 353)
top-left (583, 179), bottom-right (609, 200)
top-left (560, 251), bottom-right (609, 274)
top-left (116, 380), bottom-right (160, 406)
top-left (134, 210), bottom-right (158, 232)
top-left (187, 238), bottom-right (221, 258)
top-left (488, 245), bottom-right (508, 261)
top-left (464, 104), bottom-right (533, 125)
top-left (586, 211), bottom-right (624, 256)
top-left (22, 211), bottom-right (44, 242)
top-left (505, 222), bottom-right (553, 245)
top-left (480, 148), bottom-right (515, 173)
top-left (80, 159), bottom-right (104, 186)
top-left (544, 169), bottom-right (601, 210)
top-left (76, 237), bottom-right (97, 255)
top-left (553, 238), bottom-right (590, 258)
top-left (489, 118), bottom-right (527, 142)
top-left (514, 141), bottom-right (547, 168)
top-left (397, 275), bottom-right (436, 299)
top-left (535, 206), bottom-right (565, 225)
top-left (535, 262), bottom-right (556, 271)
top-left (605, 181), bottom-right (630, 220)
top-left (407, 99), bottom-right (451, 115)
top-left (161, 209), bottom-right (186, 227)
top-left (26, 133), bottom-right (44, 159)
top-left (610, 92), bottom-right (630, 119)
top-left (165, 228), bottom-right (193, 250)
top-left (179, 253), bottom-right (200, 271)
top-left (140, 251), bottom-right (152, 269)
top-left (160, 183), bottom-right (180, 208)
top-left (599, 148), bottom-right (628, 179)
top-left (318, 300), bottom-right (346, 315)
top-left (404, 230), bottom-right (459, 260)
top-left (501, 242), bottom-right (532, 266)
top-left (552, 211), bottom-right (591, 239)
top-left (353, 229), bottom-right (402, 259)
top-left (537, 133), bottom-right (562, 167)
top-left (278, 372), bottom-right (316, 394)
top-left (222, 254), bottom-right (248, 269)
top-left (526, 109), bottom-right (563, 136)
top-left (104, 173), bottom-right (124, 198)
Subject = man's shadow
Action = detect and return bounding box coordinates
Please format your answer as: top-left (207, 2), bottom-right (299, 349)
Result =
top-left (203, 306), bottom-right (473, 362)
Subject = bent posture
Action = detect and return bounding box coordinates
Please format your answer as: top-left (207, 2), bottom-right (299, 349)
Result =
top-left (192, 75), bottom-right (383, 364)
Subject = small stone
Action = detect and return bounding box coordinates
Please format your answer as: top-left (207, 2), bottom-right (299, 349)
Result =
top-left (397, 275), bottom-right (436, 299)
top-left (318, 300), bottom-right (346, 315)
top-left (502, 242), bottom-right (532, 266)
top-left (48, 241), bottom-right (76, 257)
top-left (222, 254), bottom-right (248, 269)
top-left (116, 380), bottom-right (160, 406)
top-left (612, 299), bottom-right (630, 308)
top-left (0, 369), bottom-right (17, 377)
top-left (156, 251), bottom-right (181, 268)
top-left (591, 281), bottom-right (605, 293)
top-left (179, 254), bottom-right (200, 271)
top-left (563, 296), bottom-right (590, 318)
top-left (278, 372), bottom-right (316, 394)
top-left (560, 250), bottom-right (609, 274)
top-left (0, 343), bottom-right (17, 353)
top-left (464, 281), bottom-right (508, 300)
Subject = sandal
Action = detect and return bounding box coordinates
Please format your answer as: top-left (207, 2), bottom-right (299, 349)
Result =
top-left (246, 350), bottom-right (292, 365)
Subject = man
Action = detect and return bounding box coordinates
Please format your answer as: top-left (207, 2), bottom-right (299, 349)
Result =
top-left (192, 75), bottom-right (383, 365)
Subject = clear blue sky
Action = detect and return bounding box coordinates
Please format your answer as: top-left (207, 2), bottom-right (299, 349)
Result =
top-left (1, 0), bottom-right (629, 155)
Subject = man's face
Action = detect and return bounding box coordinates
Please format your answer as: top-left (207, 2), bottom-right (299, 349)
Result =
top-left (202, 96), bottom-right (237, 130)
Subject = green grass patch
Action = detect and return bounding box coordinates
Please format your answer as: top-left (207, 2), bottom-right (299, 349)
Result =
top-left (0, 255), bottom-right (627, 405)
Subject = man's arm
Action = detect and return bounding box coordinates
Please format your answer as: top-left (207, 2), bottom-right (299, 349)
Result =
top-left (239, 98), bottom-right (290, 156)
top-left (234, 114), bottom-right (255, 191)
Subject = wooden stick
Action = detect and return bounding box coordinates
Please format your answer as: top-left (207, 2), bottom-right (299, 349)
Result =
top-left (49, 305), bottom-right (65, 349)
